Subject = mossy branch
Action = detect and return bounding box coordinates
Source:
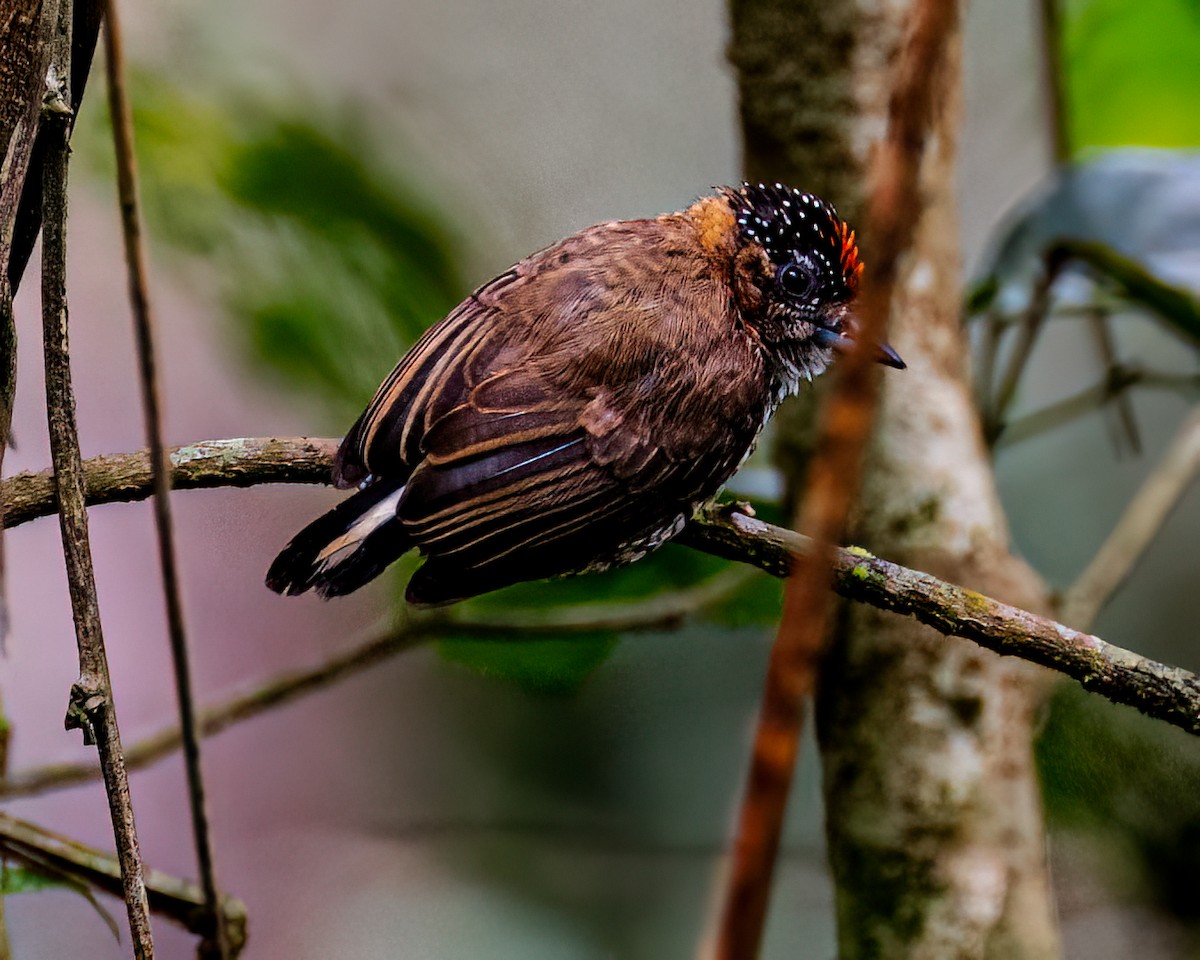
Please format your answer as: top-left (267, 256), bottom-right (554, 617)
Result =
top-left (3, 436), bottom-right (1200, 736)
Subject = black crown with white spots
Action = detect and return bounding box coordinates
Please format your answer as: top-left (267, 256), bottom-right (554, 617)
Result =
top-left (728, 182), bottom-right (862, 302)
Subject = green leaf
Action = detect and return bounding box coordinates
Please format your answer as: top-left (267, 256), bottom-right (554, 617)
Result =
top-left (433, 545), bottom-right (772, 693)
top-left (1064, 0), bottom-right (1200, 151)
top-left (0, 864), bottom-right (68, 895)
top-left (0, 863), bottom-right (121, 941)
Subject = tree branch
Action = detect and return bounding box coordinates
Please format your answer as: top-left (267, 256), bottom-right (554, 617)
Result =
top-left (717, 0), bottom-right (961, 955)
top-left (1, 437), bottom-right (334, 529)
top-left (0, 812), bottom-right (245, 956)
top-left (3, 437), bottom-right (1199, 736)
top-left (0, 570), bottom-right (752, 799)
top-left (985, 247), bottom-right (1064, 444)
top-left (1051, 238), bottom-right (1200, 349)
top-left (996, 366), bottom-right (1200, 448)
top-left (38, 13), bottom-right (155, 955)
top-left (102, 2), bottom-right (227, 954)
top-left (1060, 405), bottom-right (1200, 628)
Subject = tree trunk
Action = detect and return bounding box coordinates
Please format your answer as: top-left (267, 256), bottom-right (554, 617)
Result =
top-left (728, 1), bottom-right (1061, 955)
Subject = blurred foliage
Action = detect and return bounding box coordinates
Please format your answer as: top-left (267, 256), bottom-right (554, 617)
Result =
top-left (1063, 0), bottom-right (1200, 151)
top-left (1038, 683), bottom-right (1200, 926)
top-left (80, 73), bottom-right (782, 692)
top-left (78, 76), bottom-right (463, 421)
top-left (1003, 4), bottom-right (1200, 934)
top-left (439, 634), bottom-right (620, 697)
top-left (441, 539), bottom-right (781, 695)
top-left (0, 865), bottom-right (66, 895)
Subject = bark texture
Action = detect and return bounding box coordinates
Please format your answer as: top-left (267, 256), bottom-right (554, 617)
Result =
top-left (730, 1), bottom-right (1060, 956)
top-left (818, 63), bottom-right (1060, 956)
top-left (823, 10), bottom-right (1060, 960)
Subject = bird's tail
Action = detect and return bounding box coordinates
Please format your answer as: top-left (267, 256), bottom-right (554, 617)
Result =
top-left (266, 480), bottom-right (410, 599)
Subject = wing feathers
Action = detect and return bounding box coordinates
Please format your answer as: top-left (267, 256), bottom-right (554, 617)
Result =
top-left (322, 223), bottom-right (768, 601)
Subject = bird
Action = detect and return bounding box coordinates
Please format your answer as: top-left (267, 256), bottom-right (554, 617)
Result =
top-left (266, 182), bottom-right (905, 606)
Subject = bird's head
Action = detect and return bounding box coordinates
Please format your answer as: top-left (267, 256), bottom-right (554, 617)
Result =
top-left (720, 182), bottom-right (904, 379)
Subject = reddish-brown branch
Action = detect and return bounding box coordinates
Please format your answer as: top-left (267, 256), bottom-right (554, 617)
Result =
top-left (714, 1), bottom-right (960, 956)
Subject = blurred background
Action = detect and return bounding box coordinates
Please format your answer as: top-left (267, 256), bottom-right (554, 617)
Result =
top-left (2, 0), bottom-right (1200, 956)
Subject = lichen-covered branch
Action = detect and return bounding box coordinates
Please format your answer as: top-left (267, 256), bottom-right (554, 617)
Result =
top-left (0, 437), bottom-right (335, 529)
top-left (3, 437), bottom-right (1199, 737)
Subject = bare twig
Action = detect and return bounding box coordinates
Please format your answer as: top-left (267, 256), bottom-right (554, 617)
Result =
top-left (1, 573), bottom-right (750, 798)
top-left (0, 281), bottom-right (14, 647)
top-left (716, 2), bottom-right (960, 955)
top-left (0, 813), bottom-right (246, 956)
top-left (1087, 307), bottom-right (1142, 455)
top-left (986, 248), bottom-right (1066, 444)
top-left (1037, 0), bottom-right (1069, 163)
top-left (3, 437), bottom-right (1200, 734)
top-left (973, 304), bottom-right (1003, 413)
top-left (39, 15), bottom-right (155, 956)
top-left (101, 3), bottom-right (226, 956)
top-left (1051, 238), bottom-right (1200, 348)
top-left (1060, 406), bottom-right (1200, 628)
top-left (998, 367), bottom-right (1200, 448)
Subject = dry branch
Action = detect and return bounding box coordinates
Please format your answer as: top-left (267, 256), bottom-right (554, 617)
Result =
top-left (38, 19), bottom-right (155, 955)
top-left (0, 813), bottom-right (246, 956)
top-left (0, 571), bottom-right (751, 799)
top-left (101, 1), bottom-right (227, 954)
top-left (1061, 406), bottom-right (1200, 628)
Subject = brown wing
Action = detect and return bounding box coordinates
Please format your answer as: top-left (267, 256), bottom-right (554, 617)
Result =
top-left (334, 269), bottom-right (522, 488)
top-left (336, 217), bottom-right (767, 601)
top-left (396, 371), bottom-right (754, 604)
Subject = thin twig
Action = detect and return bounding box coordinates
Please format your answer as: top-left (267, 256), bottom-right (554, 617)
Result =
top-left (1060, 406), bottom-right (1200, 628)
top-left (101, 3), bottom-right (226, 956)
top-left (973, 304), bottom-right (1003, 413)
top-left (997, 367), bottom-right (1200, 448)
top-left (39, 17), bottom-right (155, 957)
top-left (0, 281), bottom-right (14, 648)
top-left (1, 573), bottom-right (750, 799)
top-left (1086, 306), bottom-right (1141, 455)
top-left (1051, 238), bottom-right (1200, 349)
top-left (1037, 0), bottom-right (1069, 162)
top-left (0, 813), bottom-right (246, 956)
top-left (3, 437), bottom-right (1200, 734)
top-left (716, 2), bottom-right (960, 955)
top-left (986, 248), bottom-right (1065, 444)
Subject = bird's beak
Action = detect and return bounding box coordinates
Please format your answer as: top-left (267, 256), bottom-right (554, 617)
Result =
top-left (816, 328), bottom-right (907, 370)
top-left (874, 342), bottom-right (906, 369)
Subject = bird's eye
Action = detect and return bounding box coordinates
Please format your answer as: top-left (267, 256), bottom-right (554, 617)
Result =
top-left (777, 260), bottom-right (817, 300)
